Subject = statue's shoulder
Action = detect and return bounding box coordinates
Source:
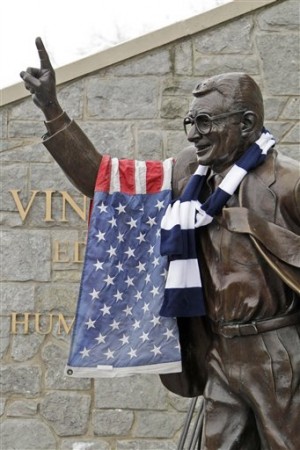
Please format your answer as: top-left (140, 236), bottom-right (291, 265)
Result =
top-left (172, 146), bottom-right (198, 197)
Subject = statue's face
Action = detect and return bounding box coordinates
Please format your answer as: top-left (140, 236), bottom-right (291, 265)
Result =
top-left (186, 90), bottom-right (246, 173)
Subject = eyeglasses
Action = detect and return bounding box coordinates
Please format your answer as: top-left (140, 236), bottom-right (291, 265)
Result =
top-left (183, 110), bottom-right (246, 135)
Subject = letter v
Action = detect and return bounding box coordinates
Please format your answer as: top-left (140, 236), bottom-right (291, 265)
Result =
top-left (9, 190), bottom-right (39, 221)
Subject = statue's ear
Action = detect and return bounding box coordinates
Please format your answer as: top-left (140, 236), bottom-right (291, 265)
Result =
top-left (240, 111), bottom-right (258, 138)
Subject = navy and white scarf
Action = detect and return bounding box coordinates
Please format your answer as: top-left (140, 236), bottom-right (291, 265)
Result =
top-left (160, 128), bottom-right (276, 317)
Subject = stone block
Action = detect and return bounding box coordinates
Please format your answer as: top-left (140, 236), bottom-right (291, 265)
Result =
top-left (116, 439), bottom-right (177, 450)
top-left (57, 82), bottom-right (84, 119)
top-left (0, 418), bottom-right (56, 449)
top-left (9, 120), bottom-right (46, 138)
top-left (194, 16), bottom-right (253, 54)
top-left (136, 131), bottom-right (163, 160)
top-left (7, 400), bottom-right (38, 416)
top-left (168, 391), bottom-right (197, 412)
top-left (1, 230), bottom-right (51, 281)
top-left (162, 77), bottom-right (203, 97)
top-left (42, 342), bottom-right (91, 390)
top-left (93, 409), bottom-right (134, 436)
top-left (0, 365), bottom-right (41, 395)
top-left (1, 283), bottom-right (35, 313)
top-left (0, 398), bottom-right (6, 416)
top-left (79, 121), bottom-right (135, 159)
top-left (104, 49), bottom-right (171, 76)
top-left (166, 131), bottom-right (189, 158)
top-left (1, 163), bottom-right (28, 211)
top-left (0, 316), bottom-right (10, 359)
top-left (61, 440), bottom-right (110, 450)
top-left (11, 332), bottom-right (45, 362)
top-left (10, 97), bottom-right (44, 120)
top-left (281, 97), bottom-right (300, 120)
top-left (257, 0), bottom-right (299, 31)
top-left (34, 283), bottom-right (79, 315)
top-left (86, 77), bottom-right (160, 119)
top-left (174, 41), bottom-right (193, 75)
top-left (264, 121), bottom-right (293, 143)
top-left (40, 391), bottom-right (91, 436)
top-left (0, 108), bottom-right (8, 138)
top-left (30, 161), bottom-right (76, 192)
top-left (161, 97), bottom-right (188, 119)
top-left (282, 123), bottom-right (300, 143)
top-left (256, 33), bottom-right (299, 95)
top-left (263, 97), bottom-right (288, 121)
top-left (194, 54), bottom-right (259, 77)
top-left (279, 145), bottom-right (299, 161)
top-left (95, 375), bottom-right (168, 410)
top-left (133, 411), bottom-right (184, 438)
top-left (0, 142), bottom-right (52, 163)
top-left (0, 138), bottom-right (28, 153)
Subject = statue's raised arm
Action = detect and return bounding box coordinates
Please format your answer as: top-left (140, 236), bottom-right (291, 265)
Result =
top-left (20, 38), bottom-right (101, 198)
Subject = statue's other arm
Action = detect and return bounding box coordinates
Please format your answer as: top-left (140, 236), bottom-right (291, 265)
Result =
top-left (20, 37), bottom-right (101, 198)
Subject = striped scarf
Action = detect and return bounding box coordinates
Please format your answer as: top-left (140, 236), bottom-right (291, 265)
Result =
top-left (160, 128), bottom-right (275, 317)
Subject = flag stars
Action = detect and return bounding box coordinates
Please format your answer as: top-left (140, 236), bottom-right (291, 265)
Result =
top-left (108, 217), bottom-right (117, 228)
top-left (110, 320), bottom-right (121, 330)
top-left (100, 304), bottom-right (111, 315)
top-left (146, 216), bottom-right (157, 227)
top-left (136, 261), bottom-right (146, 273)
top-left (95, 333), bottom-right (106, 344)
top-left (134, 291), bottom-right (143, 301)
top-left (150, 314), bottom-right (161, 326)
top-left (155, 200), bottom-right (165, 211)
top-left (116, 261), bottom-right (124, 272)
top-left (117, 232), bottom-right (125, 243)
top-left (106, 246), bottom-right (117, 257)
top-left (89, 289), bottom-right (100, 301)
top-left (136, 232), bottom-right (146, 244)
top-left (139, 332), bottom-right (150, 342)
top-left (119, 334), bottom-right (129, 345)
top-left (160, 268), bottom-right (168, 280)
top-left (145, 274), bottom-right (151, 284)
top-left (142, 302), bottom-right (150, 313)
top-left (163, 328), bottom-right (175, 340)
top-left (132, 320), bottom-right (141, 330)
top-left (126, 217), bottom-right (138, 229)
top-left (150, 286), bottom-right (160, 297)
top-left (97, 202), bottom-right (108, 213)
top-left (128, 347), bottom-right (138, 359)
top-left (152, 257), bottom-right (160, 268)
top-left (125, 276), bottom-right (135, 287)
top-left (151, 345), bottom-right (162, 356)
top-left (94, 260), bottom-right (104, 271)
top-left (115, 203), bottom-right (126, 214)
top-left (104, 274), bottom-right (115, 286)
top-left (96, 230), bottom-right (106, 242)
top-left (148, 245), bottom-right (155, 255)
top-left (125, 247), bottom-right (135, 259)
top-left (113, 290), bottom-right (123, 302)
top-left (85, 318), bottom-right (96, 329)
top-left (123, 305), bottom-right (133, 316)
top-left (80, 347), bottom-right (90, 358)
top-left (104, 348), bottom-right (115, 360)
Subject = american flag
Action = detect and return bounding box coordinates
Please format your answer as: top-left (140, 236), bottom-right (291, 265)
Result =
top-left (65, 156), bottom-right (182, 377)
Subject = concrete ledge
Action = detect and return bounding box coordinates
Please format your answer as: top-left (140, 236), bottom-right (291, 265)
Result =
top-left (0, 0), bottom-right (278, 106)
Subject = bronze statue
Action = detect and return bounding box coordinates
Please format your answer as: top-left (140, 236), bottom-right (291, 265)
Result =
top-left (20, 38), bottom-right (300, 449)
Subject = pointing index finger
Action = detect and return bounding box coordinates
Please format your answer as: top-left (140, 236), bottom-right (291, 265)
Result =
top-left (35, 37), bottom-right (52, 69)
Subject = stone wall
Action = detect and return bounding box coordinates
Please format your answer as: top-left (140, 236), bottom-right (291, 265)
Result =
top-left (0, 1), bottom-right (299, 449)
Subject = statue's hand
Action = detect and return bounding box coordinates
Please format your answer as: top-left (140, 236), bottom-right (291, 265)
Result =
top-left (20, 37), bottom-right (61, 118)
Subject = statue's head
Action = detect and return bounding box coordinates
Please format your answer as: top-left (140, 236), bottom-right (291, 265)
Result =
top-left (184, 73), bottom-right (264, 172)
